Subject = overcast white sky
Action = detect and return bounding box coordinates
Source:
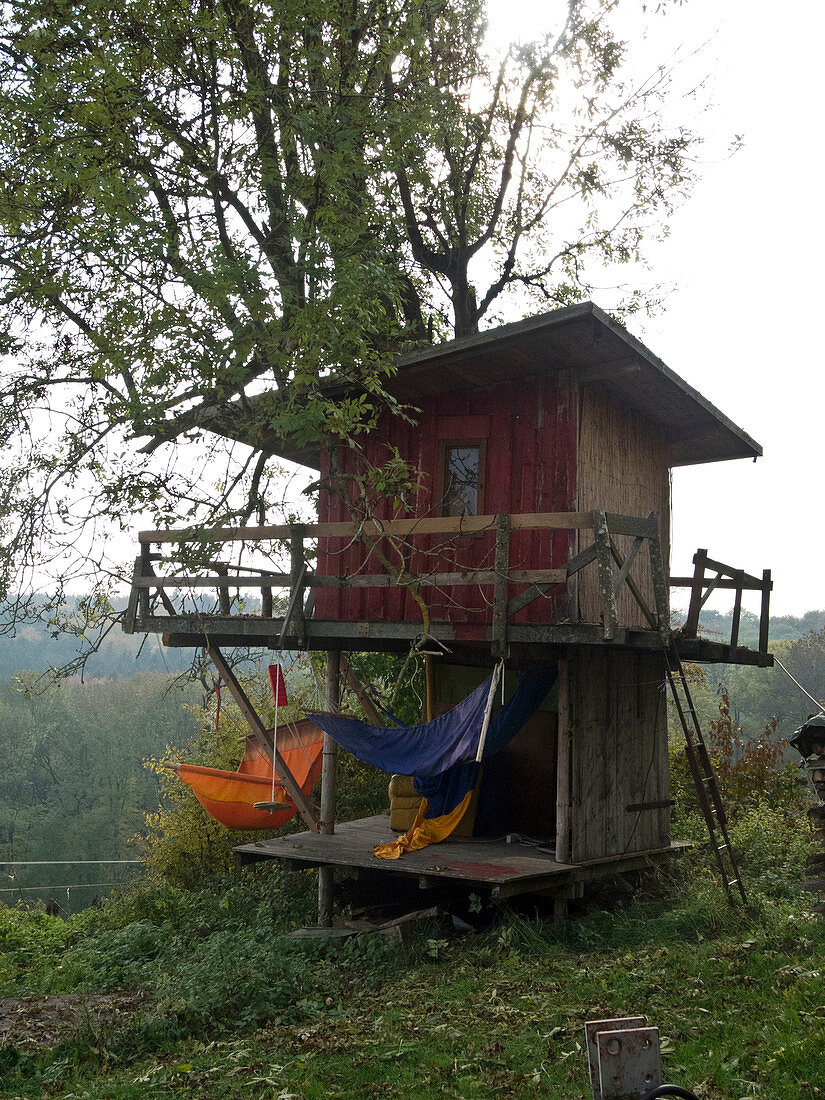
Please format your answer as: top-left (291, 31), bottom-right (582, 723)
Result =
top-left (482, 0), bottom-right (824, 616)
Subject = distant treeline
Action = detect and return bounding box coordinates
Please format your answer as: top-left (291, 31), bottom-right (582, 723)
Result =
top-left (0, 607), bottom-right (191, 681)
top-left (0, 594), bottom-right (276, 680)
top-left (0, 671), bottom-right (202, 913)
top-left (673, 607), bottom-right (825, 646)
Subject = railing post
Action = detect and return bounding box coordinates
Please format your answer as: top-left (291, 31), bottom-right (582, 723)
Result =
top-left (759, 569), bottom-right (772, 656)
top-left (216, 564), bottom-right (231, 615)
top-left (644, 513), bottom-right (671, 645)
top-left (492, 513), bottom-right (511, 658)
top-left (261, 580), bottom-right (273, 618)
top-left (288, 524), bottom-right (306, 647)
top-left (592, 510), bottom-right (618, 641)
top-left (139, 542), bottom-right (151, 623)
top-left (683, 549), bottom-right (707, 639)
top-left (729, 569), bottom-right (745, 657)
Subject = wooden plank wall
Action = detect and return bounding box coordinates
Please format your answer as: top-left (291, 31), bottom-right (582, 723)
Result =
top-left (562, 649), bottom-right (670, 863)
top-left (315, 373), bottom-right (578, 629)
top-left (576, 385), bottom-right (672, 629)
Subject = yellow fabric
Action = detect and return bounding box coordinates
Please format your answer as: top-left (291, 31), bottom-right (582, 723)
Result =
top-left (373, 789), bottom-right (475, 860)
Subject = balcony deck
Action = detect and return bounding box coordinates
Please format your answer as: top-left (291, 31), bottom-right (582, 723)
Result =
top-left (123, 512), bottom-right (773, 667)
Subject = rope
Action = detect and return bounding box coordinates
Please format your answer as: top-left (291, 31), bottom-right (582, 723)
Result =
top-left (774, 656), bottom-right (825, 713)
top-left (268, 662), bottom-right (288, 805)
top-left (0, 882), bottom-right (122, 893)
top-left (212, 672), bottom-right (223, 747)
top-left (0, 860), bottom-right (143, 866)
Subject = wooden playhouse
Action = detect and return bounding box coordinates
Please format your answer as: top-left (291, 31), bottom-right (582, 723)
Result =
top-left (125, 302), bottom-right (773, 916)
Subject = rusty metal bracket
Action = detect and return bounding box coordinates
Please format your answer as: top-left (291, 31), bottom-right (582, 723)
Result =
top-left (585, 1017), bottom-right (662, 1100)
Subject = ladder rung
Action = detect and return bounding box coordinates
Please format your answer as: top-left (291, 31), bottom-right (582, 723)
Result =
top-left (667, 646), bottom-right (745, 905)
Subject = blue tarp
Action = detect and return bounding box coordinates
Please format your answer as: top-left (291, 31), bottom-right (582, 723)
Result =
top-left (306, 664), bottom-right (557, 824)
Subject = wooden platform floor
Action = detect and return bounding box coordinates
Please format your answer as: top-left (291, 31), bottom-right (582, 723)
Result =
top-left (235, 814), bottom-right (687, 900)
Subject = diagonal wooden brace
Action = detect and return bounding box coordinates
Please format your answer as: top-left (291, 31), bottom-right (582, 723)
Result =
top-left (206, 643), bottom-right (319, 831)
top-left (591, 511), bottom-right (618, 641)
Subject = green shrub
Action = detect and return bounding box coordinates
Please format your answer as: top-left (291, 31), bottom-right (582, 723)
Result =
top-left (63, 919), bottom-right (172, 991)
top-left (728, 805), bottom-right (814, 901)
top-left (153, 929), bottom-right (316, 1030)
top-left (670, 688), bottom-right (807, 826)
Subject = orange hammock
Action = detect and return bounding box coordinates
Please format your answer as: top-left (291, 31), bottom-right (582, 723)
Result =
top-left (172, 718), bottom-right (324, 830)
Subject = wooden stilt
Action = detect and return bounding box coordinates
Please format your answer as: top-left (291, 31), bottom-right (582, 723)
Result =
top-left (318, 650), bottom-right (340, 927)
top-left (555, 659), bottom-right (572, 864)
top-left (424, 655), bottom-right (434, 722)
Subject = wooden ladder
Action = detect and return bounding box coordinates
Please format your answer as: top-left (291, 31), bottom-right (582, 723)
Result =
top-left (665, 645), bottom-right (747, 905)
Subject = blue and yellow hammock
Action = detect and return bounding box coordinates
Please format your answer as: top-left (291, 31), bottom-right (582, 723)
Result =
top-left (307, 664), bottom-right (556, 858)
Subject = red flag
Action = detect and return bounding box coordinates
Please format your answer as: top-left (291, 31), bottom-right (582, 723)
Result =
top-left (268, 663), bottom-right (288, 707)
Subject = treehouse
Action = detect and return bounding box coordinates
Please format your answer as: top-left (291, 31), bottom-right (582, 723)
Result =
top-left (125, 302), bottom-right (772, 915)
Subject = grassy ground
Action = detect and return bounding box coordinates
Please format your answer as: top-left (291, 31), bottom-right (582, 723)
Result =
top-left (2, 833), bottom-right (825, 1100)
top-left (1, 750), bottom-right (822, 1100)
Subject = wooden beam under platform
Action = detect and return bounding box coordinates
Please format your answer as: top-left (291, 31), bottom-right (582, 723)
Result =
top-left (235, 814), bottom-right (689, 902)
top-left (154, 619), bottom-right (772, 667)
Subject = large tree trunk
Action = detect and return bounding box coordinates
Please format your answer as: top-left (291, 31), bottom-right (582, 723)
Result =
top-left (452, 273), bottom-right (479, 338)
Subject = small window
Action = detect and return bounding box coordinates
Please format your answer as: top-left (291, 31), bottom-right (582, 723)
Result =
top-left (442, 443), bottom-right (484, 516)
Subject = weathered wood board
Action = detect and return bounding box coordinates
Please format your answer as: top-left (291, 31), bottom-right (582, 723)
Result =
top-left (562, 649), bottom-right (671, 863)
top-left (234, 814), bottom-right (685, 900)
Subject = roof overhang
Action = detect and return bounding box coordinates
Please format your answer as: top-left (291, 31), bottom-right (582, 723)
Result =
top-left (217, 301), bottom-right (762, 471)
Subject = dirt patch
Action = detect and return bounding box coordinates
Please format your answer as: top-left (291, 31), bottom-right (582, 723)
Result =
top-left (0, 992), bottom-right (144, 1050)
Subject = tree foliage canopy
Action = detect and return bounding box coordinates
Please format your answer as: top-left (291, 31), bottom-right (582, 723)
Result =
top-left (0, 0), bottom-right (699, 619)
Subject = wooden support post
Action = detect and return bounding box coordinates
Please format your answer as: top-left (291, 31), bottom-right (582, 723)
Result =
top-left (651, 530), bottom-right (673, 642)
top-left (205, 643), bottom-right (318, 831)
top-left (124, 557), bottom-right (142, 634)
top-left (475, 661), bottom-right (503, 763)
top-left (261, 584), bottom-right (273, 618)
top-left (318, 650), bottom-right (340, 927)
top-left (555, 659), bottom-right (572, 864)
top-left (645, 516), bottom-right (670, 644)
top-left (491, 513), bottom-right (511, 658)
top-left (759, 569), bottom-right (772, 656)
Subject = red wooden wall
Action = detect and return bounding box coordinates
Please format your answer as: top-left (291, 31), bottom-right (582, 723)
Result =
top-left (315, 372), bottom-right (578, 636)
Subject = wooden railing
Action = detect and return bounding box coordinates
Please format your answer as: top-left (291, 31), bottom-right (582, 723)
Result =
top-left (671, 549), bottom-right (772, 658)
top-left (124, 510), bottom-right (671, 652)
